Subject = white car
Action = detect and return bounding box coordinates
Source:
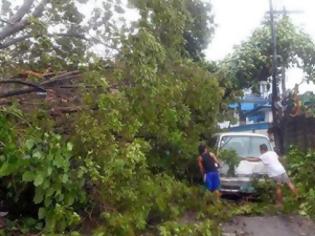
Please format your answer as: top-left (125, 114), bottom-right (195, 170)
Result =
top-left (213, 132), bottom-right (272, 194)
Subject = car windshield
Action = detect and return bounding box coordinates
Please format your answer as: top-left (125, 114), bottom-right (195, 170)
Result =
top-left (220, 135), bottom-right (271, 157)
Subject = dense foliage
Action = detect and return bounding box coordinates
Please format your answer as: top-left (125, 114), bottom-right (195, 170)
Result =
top-left (0, 109), bottom-right (235, 234)
top-left (0, 0), bottom-right (228, 234)
top-left (287, 148), bottom-right (315, 219)
top-left (0, 112), bottom-right (85, 232)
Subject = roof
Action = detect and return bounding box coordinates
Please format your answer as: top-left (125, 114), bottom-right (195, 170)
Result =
top-left (214, 132), bottom-right (269, 138)
top-left (242, 95), bottom-right (270, 103)
top-left (228, 103), bottom-right (255, 111)
top-left (229, 122), bottom-right (271, 132)
top-left (246, 105), bottom-right (272, 116)
top-left (228, 95), bottom-right (271, 111)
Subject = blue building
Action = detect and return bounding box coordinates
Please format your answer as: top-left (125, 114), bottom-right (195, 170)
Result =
top-left (221, 82), bottom-right (273, 135)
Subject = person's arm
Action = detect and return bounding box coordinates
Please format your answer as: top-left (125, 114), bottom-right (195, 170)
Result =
top-left (209, 152), bottom-right (221, 167)
top-left (197, 156), bottom-right (205, 176)
top-left (209, 152), bottom-right (219, 163)
top-left (241, 157), bottom-right (261, 162)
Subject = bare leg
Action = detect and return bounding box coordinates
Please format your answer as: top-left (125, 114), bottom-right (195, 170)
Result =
top-left (287, 180), bottom-right (298, 197)
top-left (214, 190), bottom-right (221, 200)
top-left (275, 184), bottom-right (283, 207)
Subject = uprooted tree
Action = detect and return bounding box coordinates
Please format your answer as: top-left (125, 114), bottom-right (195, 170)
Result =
top-left (0, 0), bottom-right (231, 234)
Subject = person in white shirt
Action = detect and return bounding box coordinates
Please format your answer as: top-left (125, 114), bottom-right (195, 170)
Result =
top-left (242, 144), bottom-right (298, 206)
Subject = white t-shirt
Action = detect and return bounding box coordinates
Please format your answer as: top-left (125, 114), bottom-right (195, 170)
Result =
top-left (259, 151), bottom-right (286, 177)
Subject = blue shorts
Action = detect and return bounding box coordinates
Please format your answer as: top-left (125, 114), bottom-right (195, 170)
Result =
top-left (204, 171), bottom-right (220, 191)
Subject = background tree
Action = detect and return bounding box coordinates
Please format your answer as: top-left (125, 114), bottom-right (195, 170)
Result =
top-left (183, 0), bottom-right (215, 61)
top-left (221, 16), bottom-right (315, 92)
top-left (218, 16), bottom-right (315, 152)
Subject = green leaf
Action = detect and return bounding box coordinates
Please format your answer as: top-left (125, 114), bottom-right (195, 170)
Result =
top-left (62, 174), bottom-right (69, 183)
top-left (25, 139), bottom-right (35, 150)
top-left (0, 163), bottom-right (9, 177)
top-left (53, 156), bottom-right (64, 168)
top-left (34, 174), bottom-right (44, 186)
top-left (38, 207), bottom-right (45, 220)
top-left (46, 188), bottom-right (55, 198)
top-left (34, 189), bottom-right (44, 204)
top-left (47, 166), bottom-right (53, 176)
top-left (67, 142), bottom-right (73, 151)
top-left (33, 151), bottom-right (42, 159)
top-left (22, 171), bottom-right (34, 182)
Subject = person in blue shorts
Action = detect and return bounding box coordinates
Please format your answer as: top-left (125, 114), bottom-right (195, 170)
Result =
top-left (197, 144), bottom-right (221, 198)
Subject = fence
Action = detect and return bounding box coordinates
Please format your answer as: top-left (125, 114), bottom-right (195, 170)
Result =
top-left (282, 115), bottom-right (315, 153)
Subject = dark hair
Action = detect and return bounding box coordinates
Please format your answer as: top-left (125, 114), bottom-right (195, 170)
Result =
top-left (198, 144), bottom-right (207, 155)
top-left (260, 144), bottom-right (268, 151)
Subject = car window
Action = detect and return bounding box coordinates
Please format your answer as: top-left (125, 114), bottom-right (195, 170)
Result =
top-left (248, 137), bottom-right (271, 157)
top-left (220, 136), bottom-right (271, 157)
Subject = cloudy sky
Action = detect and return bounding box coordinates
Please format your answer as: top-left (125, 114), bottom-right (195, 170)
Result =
top-left (205, 0), bottom-right (315, 93)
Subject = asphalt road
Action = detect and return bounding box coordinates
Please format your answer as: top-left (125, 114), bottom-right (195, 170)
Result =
top-left (222, 215), bottom-right (315, 236)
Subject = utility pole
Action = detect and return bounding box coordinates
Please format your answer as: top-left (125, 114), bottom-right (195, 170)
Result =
top-left (269, 0), bottom-right (282, 153)
top-left (271, 7), bottom-right (302, 97)
top-left (267, 1), bottom-right (303, 154)
top-left (281, 65), bottom-right (286, 96)
top-left (269, 0), bottom-right (278, 102)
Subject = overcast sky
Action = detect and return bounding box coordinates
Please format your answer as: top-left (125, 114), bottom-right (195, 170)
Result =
top-left (205, 0), bottom-right (315, 93)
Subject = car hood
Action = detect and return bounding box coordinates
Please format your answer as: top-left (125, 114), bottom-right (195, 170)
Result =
top-left (220, 160), bottom-right (268, 177)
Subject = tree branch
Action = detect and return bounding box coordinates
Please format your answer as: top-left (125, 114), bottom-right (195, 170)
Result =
top-left (32, 0), bottom-right (48, 17)
top-left (0, 87), bottom-right (39, 98)
top-left (0, 71), bottom-right (81, 99)
top-left (0, 0), bottom-right (48, 41)
top-left (41, 71), bottom-right (81, 86)
top-left (0, 18), bottom-right (12, 25)
top-left (53, 33), bottom-right (87, 40)
top-left (0, 33), bottom-right (87, 49)
top-left (0, 35), bottom-right (29, 49)
top-left (9, 0), bottom-right (35, 24)
top-left (0, 21), bottom-right (27, 41)
top-left (0, 79), bottom-right (46, 92)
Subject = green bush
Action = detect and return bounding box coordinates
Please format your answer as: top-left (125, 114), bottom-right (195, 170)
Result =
top-left (219, 149), bottom-right (240, 176)
top-left (287, 148), bottom-right (315, 219)
top-left (0, 114), bottom-right (86, 233)
top-left (92, 174), bottom-right (225, 235)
